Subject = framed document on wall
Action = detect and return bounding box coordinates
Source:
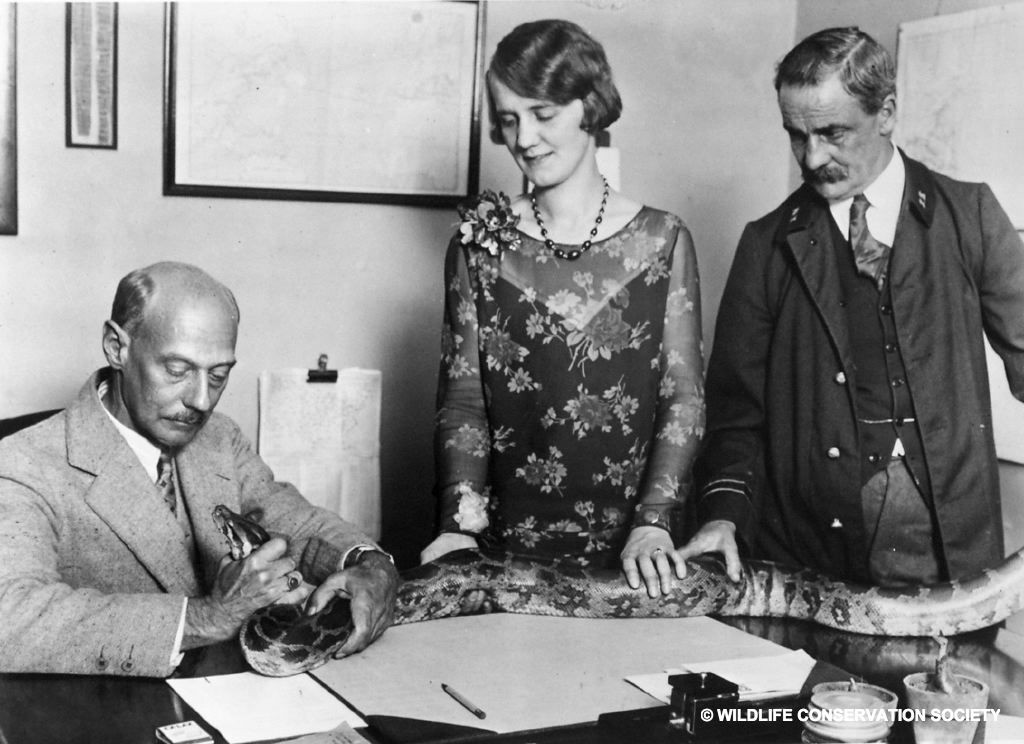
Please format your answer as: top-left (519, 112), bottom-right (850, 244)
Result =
top-left (65, 2), bottom-right (118, 149)
top-left (163, 1), bottom-right (484, 207)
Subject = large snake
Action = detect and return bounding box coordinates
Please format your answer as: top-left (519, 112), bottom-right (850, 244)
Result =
top-left (212, 506), bottom-right (1024, 677)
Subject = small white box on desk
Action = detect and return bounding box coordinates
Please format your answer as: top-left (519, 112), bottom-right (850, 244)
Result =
top-left (155, 720), bottom-right (214, 744)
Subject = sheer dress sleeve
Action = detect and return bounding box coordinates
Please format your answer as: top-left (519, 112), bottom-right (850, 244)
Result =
top-left (433, 237), bottom-right (492, 535)
top-left (636, 223), bottom-right (705, 528)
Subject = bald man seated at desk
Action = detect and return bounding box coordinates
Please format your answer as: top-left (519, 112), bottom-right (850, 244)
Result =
top-left (0, 261), bottom-right (399, 676)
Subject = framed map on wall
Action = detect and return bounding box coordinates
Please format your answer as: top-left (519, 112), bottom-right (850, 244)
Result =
top-left (897, 4), bottom-right (1024, 463)
top-left (163, 1), bottom-right (484, 207)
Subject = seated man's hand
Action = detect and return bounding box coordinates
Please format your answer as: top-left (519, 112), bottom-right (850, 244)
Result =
top-left (675, 520), bottom-right (742, 582)
top-left (420, 532), bottom-right (479, 564)
top-left (620, 526), bottom-right (685, 598)
top-left (184, 537), bottom-right (308, 648)
top-left (306, 552), bottom-right (399, 659)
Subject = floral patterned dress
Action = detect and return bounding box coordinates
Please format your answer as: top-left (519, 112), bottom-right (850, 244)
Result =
top-left (435, 205), bottom-right (705, 567)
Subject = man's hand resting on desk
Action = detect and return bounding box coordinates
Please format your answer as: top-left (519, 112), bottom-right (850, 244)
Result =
top-left (420, 532), bottom-right (479, 564)
top-left (675, 520), bottom-right (743, 583)
top-left (307, 552), bottom-right (399, 658)
top-left (183, 537), bottom-right (309, 649)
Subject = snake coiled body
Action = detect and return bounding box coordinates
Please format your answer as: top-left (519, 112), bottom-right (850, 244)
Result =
top-left (215, 508), bottom-right (1024, 677)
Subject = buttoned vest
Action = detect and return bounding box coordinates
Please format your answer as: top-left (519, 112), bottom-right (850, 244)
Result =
top-left (830, 218), bottom-right (933, 499)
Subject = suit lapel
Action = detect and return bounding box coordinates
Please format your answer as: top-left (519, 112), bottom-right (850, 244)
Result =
top-left (176, 431), bottom-right (240, 590)
top-left (780, 192), bottom-right (854, 368)
top-left (67, 371), bottom-right (202, 595)
top-left (889, 151), bottom-right (937, 291)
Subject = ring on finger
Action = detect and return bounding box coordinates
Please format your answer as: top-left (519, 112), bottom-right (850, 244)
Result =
top-left (286, 572), bottom-right (301, 590)
top-left (651, 547), bottom-right (665, 557)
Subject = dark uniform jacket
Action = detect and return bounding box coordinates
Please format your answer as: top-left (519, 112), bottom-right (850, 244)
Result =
top-left (697, 151), bottom-right (1024, 582)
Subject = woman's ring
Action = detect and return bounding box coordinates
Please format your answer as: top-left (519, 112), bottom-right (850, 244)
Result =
top-left (651, 547), bottom-right (665, 557)
top-left (287, 573), bottom-right (301, 590)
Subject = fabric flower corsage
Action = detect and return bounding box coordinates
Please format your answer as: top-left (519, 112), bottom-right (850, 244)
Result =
top-left (458, 190), bottom-right (521, 257)
top-left (453, 482), bottom-right (491, 533)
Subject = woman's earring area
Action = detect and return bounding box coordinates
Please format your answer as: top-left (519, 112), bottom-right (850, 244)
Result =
top-left (530, 175), bottom-right (609, 260)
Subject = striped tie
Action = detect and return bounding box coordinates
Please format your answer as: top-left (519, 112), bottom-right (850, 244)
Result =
top-left (156, 452), bottom-right (176, 514)
top-left (849, 194), bottom-right (892, 290)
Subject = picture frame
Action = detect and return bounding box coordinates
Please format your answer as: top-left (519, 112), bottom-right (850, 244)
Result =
top-left (163, 1), bottom-right (484, 207)
top-left (0, 2), bottom-right (15, 235)
top-left (65, 2), bottom-right (118, 149)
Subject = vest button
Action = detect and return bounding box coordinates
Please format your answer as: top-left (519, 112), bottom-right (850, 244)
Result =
top-left (868, 453), bottom-right (880, 464)
top-left (880, 304), bottom-right (892, 314)
top-left (885, 343), bottom-right (896, 353)
top-left (891, 377), bottom-right (905, 387)
top-left (834, 371), bottom-right (847, 384)
top-left (827, 447), bottom-right (840, 459)
top-left (830, 518), bottom-right (843, 529)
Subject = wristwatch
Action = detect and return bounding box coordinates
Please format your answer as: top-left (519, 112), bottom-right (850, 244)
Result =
top-left (343, 544), bottom-right (394, 569)
top-left (632, 504), bottom-right (673, 532)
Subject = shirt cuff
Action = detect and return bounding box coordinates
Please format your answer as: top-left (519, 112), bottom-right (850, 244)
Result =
top-left (341, 543), bottom-right (394, 569)
top-left (170, 597), bottom-right (187, 667)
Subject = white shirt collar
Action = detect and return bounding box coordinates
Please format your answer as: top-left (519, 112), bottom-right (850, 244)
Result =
top-left (829, 145), bottom-right (905, 247)
top-left (96, 378), bottom-right (163, 483)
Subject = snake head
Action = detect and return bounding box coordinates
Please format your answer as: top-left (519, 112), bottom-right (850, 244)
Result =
top-left (213, 504), bottom-right (271, 560)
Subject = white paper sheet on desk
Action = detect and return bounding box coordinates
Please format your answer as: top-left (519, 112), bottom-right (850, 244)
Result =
top-left (988, 713), bottom-right (1024, 742)
top-left (167, 672), bottom-right (365, 743)
top-left (625, 649), bottom-right (817, 703)
top-left (312, 614), bottom-right (796, 734)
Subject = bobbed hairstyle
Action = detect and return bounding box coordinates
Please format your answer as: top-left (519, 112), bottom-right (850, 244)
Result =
top-left (774, 27), bottom-right (895, 115)
top-left (486, 19), bottom-right (622, 144)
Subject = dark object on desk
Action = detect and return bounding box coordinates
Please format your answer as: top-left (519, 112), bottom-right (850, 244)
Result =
top-left (0, 409), bottom-right (61, 440)
top-left (599, 659), bottom-right (854, 743)
top-left (365, 715), bottom-right (494, 744)
top-left (668, 671), bottom-right (804, 739)
top-left (308, 353), bottom-right (338, 383)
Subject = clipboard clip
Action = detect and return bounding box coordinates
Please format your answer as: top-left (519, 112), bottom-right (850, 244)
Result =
top-left (307, 353), bottom-right (338, 383)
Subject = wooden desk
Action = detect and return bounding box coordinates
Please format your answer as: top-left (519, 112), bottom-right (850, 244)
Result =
top-left (2, 617), bottom-right (1021, 744)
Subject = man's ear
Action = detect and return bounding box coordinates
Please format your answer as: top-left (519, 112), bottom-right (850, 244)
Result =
top-left (102, 320), bottom-right (130, 370)
top-left (877, 93), bottom-right (897, 137)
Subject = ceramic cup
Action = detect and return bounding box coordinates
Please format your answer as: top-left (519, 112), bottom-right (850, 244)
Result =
top-left (903, 671), bottom-right (989, 744)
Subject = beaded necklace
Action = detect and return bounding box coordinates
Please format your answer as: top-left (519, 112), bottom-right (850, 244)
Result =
top-left (529, 176), bottom-right (609, 260)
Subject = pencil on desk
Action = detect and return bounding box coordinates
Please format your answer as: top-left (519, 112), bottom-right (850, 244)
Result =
top-left (441, 682), bottom-right (486, 719)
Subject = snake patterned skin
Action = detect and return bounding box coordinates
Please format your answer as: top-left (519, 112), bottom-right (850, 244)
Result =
top-left (213, 507), bottom-right (1024, 677)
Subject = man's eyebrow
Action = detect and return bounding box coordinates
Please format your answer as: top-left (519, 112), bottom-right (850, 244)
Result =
top-left (815, 124), bottom-right (848, 136)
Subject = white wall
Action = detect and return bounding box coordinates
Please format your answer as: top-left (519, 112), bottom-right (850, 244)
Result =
top-left (0, 0), bottom-right (798, 564)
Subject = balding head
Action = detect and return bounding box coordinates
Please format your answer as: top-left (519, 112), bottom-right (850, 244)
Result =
top-left (102, 262), bottom-right (240, 451)
top-left (111, 261), bottom-right (240, 337)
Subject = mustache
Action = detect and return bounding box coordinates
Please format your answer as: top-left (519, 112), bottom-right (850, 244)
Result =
top-left (802, 164), bottom-right (847, 185)
top-left (166, 413), bottom-right (205, 426)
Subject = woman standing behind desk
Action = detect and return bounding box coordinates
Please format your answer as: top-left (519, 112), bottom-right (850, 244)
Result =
top-left (421, 19), bottom-right (704, 597)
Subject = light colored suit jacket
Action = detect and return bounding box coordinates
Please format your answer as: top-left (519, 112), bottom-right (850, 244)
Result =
top-left (0, 370), bottom-right (377, 676)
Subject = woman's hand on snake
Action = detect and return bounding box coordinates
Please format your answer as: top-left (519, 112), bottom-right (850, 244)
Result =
top-left (307, 552), bottom-right (400, 659)
top-left (620, 526), bottom-right (685, 598)
top-left (675, 519), bottom-right (742, 582)
top-left (183, 537), bottom-right (308, 647)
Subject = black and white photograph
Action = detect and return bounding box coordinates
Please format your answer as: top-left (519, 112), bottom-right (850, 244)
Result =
top-left (2, 1), bottom-right (1024, 743)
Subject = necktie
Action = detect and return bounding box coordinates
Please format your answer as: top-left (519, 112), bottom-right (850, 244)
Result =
top-left (849, 194), bottom-right (891, 290)
top-left (156, 452), bottom-right (177, 514)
